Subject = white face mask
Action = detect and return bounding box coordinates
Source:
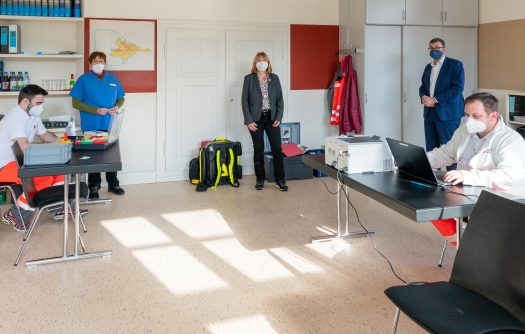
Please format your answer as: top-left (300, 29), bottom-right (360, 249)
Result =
top-left (27, 103), bottom-right (43, 117)
top-left (92, 63), bottom-right (105, 74)
top-left (466, 114), bottom-right (491, 134)
top-left (256, 61), bottom-right (268, 72)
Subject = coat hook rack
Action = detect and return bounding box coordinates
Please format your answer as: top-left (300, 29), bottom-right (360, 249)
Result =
top-left (339, 42), bottom-right (363, 56)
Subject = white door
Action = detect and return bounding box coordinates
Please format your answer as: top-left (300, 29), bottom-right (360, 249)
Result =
top-left (366, 0), bottom-right (406, 25)
top-left (443, 0), bottom-right (478, 27)
top-left (405, 0), bottom-right (443, 26)
top-left (226, 30), bottom-right (287, 174)
top-left (442, 27), bottom-right (477, 98)
top-left (165, 29), bottom-right (226, 173)
top-left (402, 26), bottom-right (441, 147)
top-left (364, 25), bottom-right (402, 140)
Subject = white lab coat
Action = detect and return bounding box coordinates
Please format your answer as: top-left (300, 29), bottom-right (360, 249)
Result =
top-left (427, 115), bottom-right (525, 192)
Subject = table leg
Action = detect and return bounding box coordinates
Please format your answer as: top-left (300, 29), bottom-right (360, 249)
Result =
top-left (456, 217), bottom-right (462, 249)
top-left (25, 174), bottom-right (112, 267)
top-left (311, 183), bottom-right (374, 243)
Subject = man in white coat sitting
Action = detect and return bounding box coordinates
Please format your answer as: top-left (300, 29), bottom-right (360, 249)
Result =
top-left (427, 92), bottom-right (525, 244)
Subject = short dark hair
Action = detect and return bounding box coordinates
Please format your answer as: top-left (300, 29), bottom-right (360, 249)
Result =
top-left (18, 84), bottom-right (48, 103)
top-left (464, 92), bottom-right (499, 113)
top-left (88, 51), bottom-right (107, 64)
top-left (429, 38), bottom-right (445, 47)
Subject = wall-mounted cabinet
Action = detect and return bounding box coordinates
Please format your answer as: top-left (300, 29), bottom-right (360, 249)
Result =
top-left (342, 0), bottom-right (478, 147)
top-left (366, 0), bottom-right (478, 27)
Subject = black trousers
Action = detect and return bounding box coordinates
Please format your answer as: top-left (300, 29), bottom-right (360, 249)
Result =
top-left (88, 172), bottom-right (119, 188)
top-left (249, 112), bottom-right (285, 182)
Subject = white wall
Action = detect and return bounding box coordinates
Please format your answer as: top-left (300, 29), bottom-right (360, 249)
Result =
top-left (480, 0), bottom-right (525, 24)
top-left (84, 0), bottom-right (338, 25)
top-left (82, 0), bottom-right (339, 183)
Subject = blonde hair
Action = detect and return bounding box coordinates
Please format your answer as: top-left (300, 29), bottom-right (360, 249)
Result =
top-left (251, 52), bottom-right (273, 73)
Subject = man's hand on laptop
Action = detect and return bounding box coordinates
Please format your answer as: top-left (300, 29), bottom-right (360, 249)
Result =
top-left (444, 170), bottom-right (464, 185)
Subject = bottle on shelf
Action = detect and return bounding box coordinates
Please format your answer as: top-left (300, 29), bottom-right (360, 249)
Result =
top-left (23, 71), bottom-right (30, 87)
top-left (73, 0), bottom-right (80, 17)
top-left (2, 72), bottom-right (9, 92)
top-left (10, 72), bottom-right (16, 92)
top-left (69, 73), bottom-right (74, 89)
top-left (17, 71), bottom-right (23, 91)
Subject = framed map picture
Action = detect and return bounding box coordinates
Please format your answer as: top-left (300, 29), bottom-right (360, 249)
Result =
top-left (85, 18), bottom-right (157, 93)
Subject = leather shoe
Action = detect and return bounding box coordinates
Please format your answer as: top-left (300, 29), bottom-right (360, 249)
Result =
top-left (108, 186), bottom-right (125, 195)
top-left (89, 185), bottom-right (100, 199)
top-left (255, 179), bottom-right (264, 190)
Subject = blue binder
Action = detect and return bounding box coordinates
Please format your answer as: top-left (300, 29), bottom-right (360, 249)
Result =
top-left (0, 27), bottom-right (8, 54)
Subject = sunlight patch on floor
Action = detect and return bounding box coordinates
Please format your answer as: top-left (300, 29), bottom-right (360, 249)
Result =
top-left (133, 245), bottom-right (229, 295)
top-left (101, 217), bottom-right (172, 248)
top-left (208, 314), bottom-right (278, 334)
top-left (305, 239), bottom-right (352, 259)
top-left (269, 247), bottom-right (323, 273)
top-left (163, 209), bottom-right (234, 239)
top-left (203, 238), bottom-right (294, 282)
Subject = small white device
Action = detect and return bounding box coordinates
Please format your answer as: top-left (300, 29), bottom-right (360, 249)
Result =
top-left (325, 135), bottom-right (394, 174)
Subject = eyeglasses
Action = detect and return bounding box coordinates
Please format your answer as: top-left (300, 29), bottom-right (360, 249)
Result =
top-left (428, 47), bottom-right (444, 51)
top-left (91, 60), bottom-right (106, 65)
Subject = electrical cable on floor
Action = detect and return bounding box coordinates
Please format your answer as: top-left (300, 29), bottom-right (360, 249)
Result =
top-left (319, 155), bottom-right (407, 284)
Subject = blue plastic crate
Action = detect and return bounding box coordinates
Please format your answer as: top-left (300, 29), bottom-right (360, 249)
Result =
top-left (305, 149), bottom-right (326, 177)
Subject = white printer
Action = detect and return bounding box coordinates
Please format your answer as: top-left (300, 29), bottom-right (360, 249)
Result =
top-left (325, 135), bottom-right (394, 174)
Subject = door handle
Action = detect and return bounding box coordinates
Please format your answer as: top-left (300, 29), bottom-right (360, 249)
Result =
top-left (365, 94), bottom-right (367, 104)
top-left (444, 11), bottom-right (447, 22)
top-left (440, 11), bottom-right (443, 22)
top-left (404, 92), bottom-right (407, 103)
top-left (402, 10), bottom-right (405, 21)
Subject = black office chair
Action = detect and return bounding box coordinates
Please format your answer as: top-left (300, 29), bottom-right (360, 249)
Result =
top-left (384, 190), bottom-right (525, 334)
top-left (11, 142), bottom-right (89, 266)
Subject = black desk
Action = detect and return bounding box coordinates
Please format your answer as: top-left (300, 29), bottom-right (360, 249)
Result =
top-left (303, 154), bottom-right (522, 244)
top-left (18, 143), bottom-right (122, 267)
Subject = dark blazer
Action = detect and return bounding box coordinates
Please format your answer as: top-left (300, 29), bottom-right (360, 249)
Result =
top-left (241, 73), bottom-right (284, 125)
top-left (419, 56), bottom-right (465, 121)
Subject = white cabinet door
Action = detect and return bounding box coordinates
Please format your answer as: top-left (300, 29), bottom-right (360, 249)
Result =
top-left (442, 27), bottom-right (477, 98)
top-left (226, 30), bottom-right (287, 174)
top-left (442, 0), bottom-right (478, 26)
top-left (165, 29), bottom-right (226, 173)
top-left (364, 25), bottom-right (402, 140)
top-left (366, 0), bottom-right (406, 25)
top-left (405, 0), bottom-right (443, 26)
top-left (402, 26), bottom-right (441, 148)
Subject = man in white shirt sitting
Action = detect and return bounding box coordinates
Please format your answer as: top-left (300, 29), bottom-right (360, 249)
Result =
top-left (427, 92), bottom-right (525, 243)
top-left (0, 85), bottom-right (86, 231)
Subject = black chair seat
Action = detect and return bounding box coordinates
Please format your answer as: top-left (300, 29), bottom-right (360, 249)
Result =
top-left (32, 183), bottom-right (88, 207)
top-left (385, 282), bottom-right (525, 334)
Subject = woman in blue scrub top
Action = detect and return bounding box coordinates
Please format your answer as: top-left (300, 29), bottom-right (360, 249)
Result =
top-left (70, 51), bottom-right (126, 199)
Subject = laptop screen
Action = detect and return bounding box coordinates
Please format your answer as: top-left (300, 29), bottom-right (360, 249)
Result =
top-left (385, 138), bottom-right (441, 185)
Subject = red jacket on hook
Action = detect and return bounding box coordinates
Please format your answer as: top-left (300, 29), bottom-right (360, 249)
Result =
top-left (339, 56), bottom-right (362, 135)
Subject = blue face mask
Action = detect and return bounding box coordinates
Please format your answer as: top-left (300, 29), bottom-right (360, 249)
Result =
top-left (429, 50), bottom-right (443, 60)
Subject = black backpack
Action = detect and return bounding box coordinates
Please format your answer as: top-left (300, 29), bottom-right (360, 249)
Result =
top-left (197, 138), bottom-right (242, 191)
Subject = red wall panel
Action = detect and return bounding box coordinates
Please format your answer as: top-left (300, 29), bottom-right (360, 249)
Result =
top-left (290, 24), bottom-right (339, 90)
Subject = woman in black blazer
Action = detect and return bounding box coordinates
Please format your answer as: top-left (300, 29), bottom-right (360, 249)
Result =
top-left (241, 52), bottom-right (287, 191)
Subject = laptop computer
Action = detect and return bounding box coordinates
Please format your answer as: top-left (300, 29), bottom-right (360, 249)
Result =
top-left (72, 110), bottom-right (125, 150)
top-left (385, 138), bottom-right (451, 186)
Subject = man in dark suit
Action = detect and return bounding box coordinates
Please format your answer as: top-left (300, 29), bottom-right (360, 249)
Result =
top-left (419, 38), bottom-right (465, 171)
